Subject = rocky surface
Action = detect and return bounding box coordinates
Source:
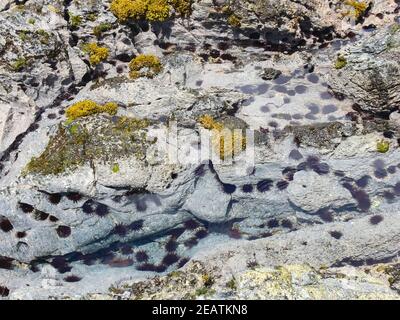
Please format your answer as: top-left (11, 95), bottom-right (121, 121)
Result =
top-left (0, 0), bottom-right (400, 300)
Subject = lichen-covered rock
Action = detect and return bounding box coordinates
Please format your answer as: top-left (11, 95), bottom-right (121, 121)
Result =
top-left (328, 25), bottom-right (400, 114)
top-left (0, 0), bottom-right (400, 300)
top-left (95, 261), bottom-right (400, 300)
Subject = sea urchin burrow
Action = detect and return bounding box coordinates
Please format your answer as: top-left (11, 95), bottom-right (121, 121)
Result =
top-left (56, 225), bottom-right (71, 238)
top-left (0, 218), bottom-right (13, 232)
top-left (370, 215), bottom-right (384, 225)
top-left (317, 207), bottom-right (334, 222)
top-left (287, 171), bottom-right (356, 213)
top-left (256, 179), bottom-right (273, 192)
top-left (135, 250), bottom-right (149, 262)
top-left (329, 231), bottom-right (343, 239)
top-left (19, 202), bottom-right (34, 213)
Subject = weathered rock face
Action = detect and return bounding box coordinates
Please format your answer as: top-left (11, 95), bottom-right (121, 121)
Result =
top-left (97, 262), bottom-right (400, 300)
top-left (0, 0), bottom-right (400, 300)
top-left (328, 25), bottom-right (400, 115)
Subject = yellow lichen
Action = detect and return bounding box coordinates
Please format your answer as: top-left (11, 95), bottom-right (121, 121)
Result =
top-left (344, 0), bottom-right (369, 19)
top-left (170, 0), bottom-right (193, 18)
top-left (377, 139), bottom-right (390, 153)
top-left (334, 55), bottom-right (347, 69)
top-left (146, 0), bottom-right (171, 21)
top-left (198, 114), bottom-right (223, 131)
top-left (129, 54), bottom-right (163, 79)
top-left (83, 43), bottom-right (110, 65)
top-left (227, 14), bottom-right (241, 27)
top-left (199, 115), bottom-right (246, 160)
top-left (110, 0), bottom-right (172, 22)
top-left (66, 100), bottom-right (118, 121)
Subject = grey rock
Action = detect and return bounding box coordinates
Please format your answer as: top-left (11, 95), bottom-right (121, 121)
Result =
top-left (328, 26), bottom-right (400, 114)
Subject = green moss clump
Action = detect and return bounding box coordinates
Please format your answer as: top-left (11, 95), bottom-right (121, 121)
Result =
top-left (36, 29), bottom-right (50, 44)
top-left (18, 30), bottom-right (30, 41)
top-left (25, 115), bottom-right (152, 176)
top-left (112, 163), bottom-right (120, 173)
top-left (66, 100), bottom-right (118, 121)
top-left (87, 12), bottom-right (98, 22)
top-left (390, 24), bottom-right (400, 34)
top-left (83, 43), bottom-right (110, 65)
top-left (11, 57), bottom-right (28, 71)
top-left (377, 139), bottom-right (390, 153)
top-left (227, 14), bottom-right (241, 27)
top-left (93, 23), bottom-right (113, 38)
top-left (28, 18), bottom-right (36, 24)
top-left (226, 277), bottom-right (237, 290)
top-left (334, 55), bottom-right (347, 69)
top-left (129, 54), bottom-right (162, 79)
top-left (69, 13), bottom-right (82, 28)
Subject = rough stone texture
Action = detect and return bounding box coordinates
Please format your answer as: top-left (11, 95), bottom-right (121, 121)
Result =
top-left (0, 0), bottom-right (399, 300)
top-left (328, 25), bottom-right (400, 114)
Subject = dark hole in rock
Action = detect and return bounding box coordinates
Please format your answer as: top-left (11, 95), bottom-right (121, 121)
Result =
top-left (48, 193), bottom-right (62, 204)
top-left (16, 231), bottom-right (27, 238)
top-left (162, 253), bottom-right (180, 266)
top-left (113, 224), bottom-right (128, 236)
top-left (135, 250), bottom-right (149, 262)
top-left (0, 218), bottom-right (13, 232)
top-left (95, 203), bottom-right (109, 217)
top-left (184, 237), bottom-right (198, 248)
top-left (256, 179), bottom-right (273, 192)
top-left (184, 219), bottom-right (199, 230)
top-left (281, 219), bottom-right (293, 229)
top-left (165, 238), bottom-right (178, 252)
top-left (267, 219), bottom-right (279, 228)
top-left (369, 215), bottom-right (383, 225)
top-left (177, 258), bottom-right (190, 268)
top-left (329, 231), bottom-right (343, 239)
top-left (56, 225), bottom-right (71, 238)
top-left (0, 285), bottom-right (9, 297)
top-left (0, 256), bottom-right (14, 270)
top-left (19, 202), bottom-right (34, 213)
top-left (222, 183), bottom-right (236, 194)
top-left (129, 219), bottom-right (144, 231)
top-left (195, 229), bottom-right (208, 239)
top-left (242, 184), bottom-right (253, 193)
top-left (317, 208), bottom-right (334, 222)
top-left (64, 275), bottom-right (82, 282)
